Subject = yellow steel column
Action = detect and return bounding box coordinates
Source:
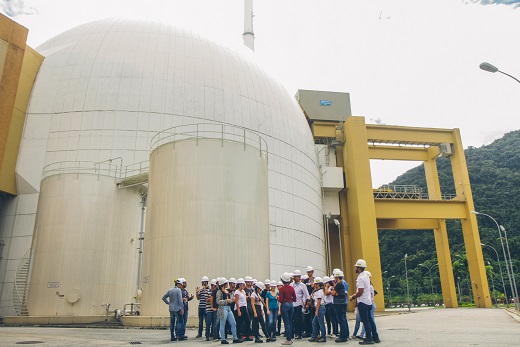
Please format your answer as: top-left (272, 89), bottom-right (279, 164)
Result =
top-left (336, 146), bottom-right (354, 290)
top-left (343, 116), bottom-right (384, 311)
top-left (424, 147), bottom-right (458, 307)
top-left (450, 130), bottom-right (492, 308)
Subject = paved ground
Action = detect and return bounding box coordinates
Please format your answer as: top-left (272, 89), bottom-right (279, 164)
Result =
top-left (0, 308), bottom-right (519, 346)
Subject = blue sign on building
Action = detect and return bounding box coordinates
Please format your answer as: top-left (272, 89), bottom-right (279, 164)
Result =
top-left (320, 100), bottom-right (331, 106)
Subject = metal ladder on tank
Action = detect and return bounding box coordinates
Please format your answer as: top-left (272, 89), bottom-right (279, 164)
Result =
top-left (13, 250), bottom-right (30, 316)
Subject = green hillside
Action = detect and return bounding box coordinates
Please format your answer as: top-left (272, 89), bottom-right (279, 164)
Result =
top-left (378, 130), bottom-right (520, 306)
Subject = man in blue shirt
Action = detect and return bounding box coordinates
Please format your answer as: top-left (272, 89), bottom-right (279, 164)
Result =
top-left (163, 279), bottom-right (185, 341)
top-left (331, 269), bottom-right (350, 342)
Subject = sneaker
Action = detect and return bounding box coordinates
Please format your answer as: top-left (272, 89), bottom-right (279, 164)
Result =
top-left (373, 338), bottom-right (381, 343)
top-left (233, 339), bottom-right (244, 344)
top-left (222, 341), bottom-right (229, 345)
top-left (335, 338), bottom-right (348, 343)
top-left (356, 336), bottom-right (364, 340)
top-left (206, 337), bottom-right (210, 341)
top-left (359, 340), bottom-right (375, 345)
top-left (294, 335), bottom-right (302, 340)
top-left (244, 337), bottom-right (253, 342)
top-left (171, 337), bottom-right (177, 341)
top-left (255, 338), bottom-right (264, 343)
top-left (308, 337), bottom-right (319, 342)
top-left (317, 337), bottom-right (327, 343)
top-left (177, 337), bottom-right (186, 341)
top-left (196, 334), bottom-right (202, 338)
top-left (281, 341), bottom-right (293, 345)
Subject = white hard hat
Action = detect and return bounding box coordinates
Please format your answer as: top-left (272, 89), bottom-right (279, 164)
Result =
top-left (314, 277), bottom-right (323, 284)
top-left (218, 277), bottom-right (228, 286)
top-left (355, 259), bottom-right (367, 268)
top-left (180, 278), bottom-right (186, 283)
top-left (255, 282), bottom-right (266, 291)
top-left (210, 279), bottom-right (217, 285)
top-left (216, 277), bottom-right (221, 282)
top-left (201, 276), bottom-right (209, 282)
top-left (277, 281), bottom-right (283, 286)
top-left (364, 271), bottom-right (372, 278)
top-left (293, 270), bottom-right (302, 277)
top-left (229, 278), bottom-right (237, 283)
top-left (322, 276), bottom-right (331, 283)
top-left (333, 269), bottom-right (344, 278)
top-left (333, 268), bottom-right (340, 273)
top-left (265, 279), bottom-right (271, 285)
top-left (253, 279), bottom-right (257, 284)
top-left (245, 276), bottom-right (253, 282)
top-left (237, 278), bottom-right (246, 285)
top-left (176, 278), bottom-right (183, 284)
top-left (281, 273), bottom-right (292, 282)
top-left (270, 280), bottom-right (277, 286)
top-left (302, 275), bottom-right (309, 280)
top-left (306, 266), bottom-right (314, 272)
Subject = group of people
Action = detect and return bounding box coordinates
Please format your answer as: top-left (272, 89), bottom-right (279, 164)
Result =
top-left (162, 259), bottom-right (380, 345)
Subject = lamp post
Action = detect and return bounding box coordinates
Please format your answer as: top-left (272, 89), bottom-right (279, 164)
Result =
top-left (418, 262), bottom-right (438, 297)
top-left (472, 211), bottom-right (517, 309)
top-left (480, 62), bottom-right (520, 84)
top-left (501, 225), bottom-right (519, 310)
top-left (385, 274), bottom-right (395, 308)
top-left (480, 242), bottom-right (508, 306)
top-left (487, 261), bottom-right (497, 306)
top-left (404, 254), bottom-right (411, 312)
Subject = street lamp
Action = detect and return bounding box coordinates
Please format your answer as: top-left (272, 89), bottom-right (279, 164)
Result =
top-left (472, 211), bottom-right (518, 309)
top-left (418, 263), bottom-right (438, 298)
top-left (501, 225), bottom-right (519, 310)
top-left (479, 62), bottom-right (520, 84)
top-left (486, 261), bottom-right (497, 306)
top-left (404, 254), bottom-right (411, 312)
top-left (480, 242), bottom-right (508, 306)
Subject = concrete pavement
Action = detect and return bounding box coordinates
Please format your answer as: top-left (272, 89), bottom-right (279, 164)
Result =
top-left (0, 308), bottom-right (518, 346)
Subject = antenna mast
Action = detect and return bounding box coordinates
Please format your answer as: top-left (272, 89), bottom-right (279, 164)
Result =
top-left (243, 0), bottom-right (255, 51)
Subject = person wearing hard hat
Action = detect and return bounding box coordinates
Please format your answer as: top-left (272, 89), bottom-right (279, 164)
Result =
top-left (216, 278), bottom-right (243, 344)
top-left (180, 278), bottom-right (193, 339)
top-left (306, 266), bottom-right (315, 286)
top-left (291, 269), bottom-right (310, 340)
top-left (265, 280), bottom-right (280, 342)
top-left (359, 271), bottom-right (378, 341)
top-left (196, 276), bottom-right (211, 338)
top-left (261, 279), bottom-right (271, 320)
top-left (331, 269), bottom-right (350, 342)
top-left (228, 278), bottom-right (238, 337)
top-left (276, 281), bottom-right (283, 337)
top-left (251, 282), bottom-right (267, 343)
top-left (235, 278), bottom-right (253, 341)
top-left (309, 277), bottom-right (327, 342)
top-left (278, 272), bottom-right (296, 345)
top-left (349, 260), bottom-right (380, 345)
top-left (244, 276), bottom-right (255, 339)
top-left (302, 274), bottom-right (313, 338)
top-left (162, 279), bottom-right (186, 341)
top-left (323, 276), bottom-right (338, 337)
top-left (208, 279), bottom-right (220, 341)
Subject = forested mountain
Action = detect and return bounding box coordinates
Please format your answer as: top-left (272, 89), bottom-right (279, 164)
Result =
top-left (378, 130), bottom-right (520, 305)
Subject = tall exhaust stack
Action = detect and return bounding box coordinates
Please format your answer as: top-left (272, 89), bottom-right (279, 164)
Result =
top-left (243, 0), bottom-right (255, 51)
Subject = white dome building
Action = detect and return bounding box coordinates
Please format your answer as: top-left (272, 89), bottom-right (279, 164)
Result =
top-left (18, 18), bottom-right (325, 318)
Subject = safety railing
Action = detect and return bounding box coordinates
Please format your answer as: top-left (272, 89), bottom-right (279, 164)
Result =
top-left (42, 161), bottom-right (122, 182)
top-left (150, 123), bottom-right (268, 160)
top-left (120, 161), bottom-right (149, 181)
top-left (373, 184), bottom-right (462, 201)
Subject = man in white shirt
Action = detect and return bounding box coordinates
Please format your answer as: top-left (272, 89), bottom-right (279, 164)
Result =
top-left (349, 259), bottom-right (380, 345)
top-left (291, 270), bottom-right (310, 339)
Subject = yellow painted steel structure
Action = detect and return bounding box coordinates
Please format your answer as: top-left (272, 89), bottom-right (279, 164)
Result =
top-left (314, 116), bottom-right (491, 311)
top-left (0, 14), bottom-right (44, 195)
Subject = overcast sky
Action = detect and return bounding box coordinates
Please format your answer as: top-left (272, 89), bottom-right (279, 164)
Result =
top-left (2, 0), bottom-right (520, 187)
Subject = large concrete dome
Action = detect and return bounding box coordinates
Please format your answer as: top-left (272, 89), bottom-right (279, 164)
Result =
top-left (20, 18), bottom-right (325, 279)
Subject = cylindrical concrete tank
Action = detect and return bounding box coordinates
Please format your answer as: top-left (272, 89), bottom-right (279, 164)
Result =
top-left (27, 164), bottom-right (142, 317)
top-left (140, 124), bottom-right (269, 316)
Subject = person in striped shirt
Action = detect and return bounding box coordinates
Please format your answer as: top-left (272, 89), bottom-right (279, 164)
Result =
top-left (196, 276), bottom-right (211, 338)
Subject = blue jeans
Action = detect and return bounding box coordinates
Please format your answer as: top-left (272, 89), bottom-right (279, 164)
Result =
top-left (353, 307), bottom-right (361, 336)
top-left (334, 304), bottom-right (349, 339)
top-left (267, 307), bottom-right (278, 338)
top-left (281, 302), bottom-right (294, 341)
top-left (359, 302), bottom-right (378, 340)
top-left (172, 310), bottom-right (185, 339)
top-left (169, 310), bottom-right (177, 339)
top-left (220, 306), bottom-right (238, 341)
top-left (198, 307), bottom-right (206, 336)
top-left (312, 305), bottom-right (326, 339)
top-left (183, 307), bottom-right (189, 327)
top-left (356, 302), bottom-right (376, 336)
top-left (206, 310), bottom-right (215, 339)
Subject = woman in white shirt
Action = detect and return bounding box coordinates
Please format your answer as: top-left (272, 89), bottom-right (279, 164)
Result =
top-left (323, 276), bottom-right (338, 337)
top-left (309, 277), bottom-right (327, 342)
top-left (234, 278), bottom-right (252, 341)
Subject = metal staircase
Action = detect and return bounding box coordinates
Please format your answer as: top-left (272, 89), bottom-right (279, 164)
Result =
top-left (13, 250), bottom-right (30, 316)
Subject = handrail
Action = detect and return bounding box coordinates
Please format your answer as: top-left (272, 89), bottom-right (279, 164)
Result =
top-left (150, 123), bottom-right (268, 159)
